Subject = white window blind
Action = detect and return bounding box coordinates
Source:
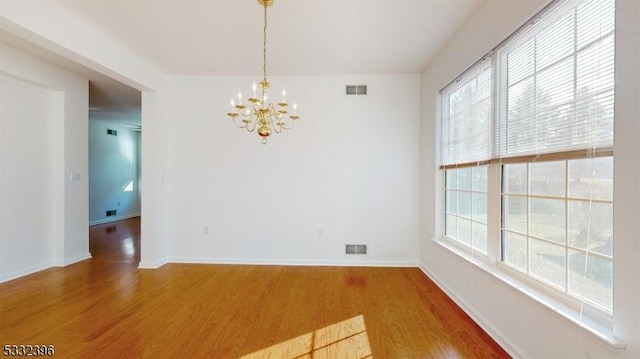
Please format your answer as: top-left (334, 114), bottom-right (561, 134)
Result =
top-left (441, 59), bottom-right (492, 167)
top-left (498, 0), bottom-right (615, 158)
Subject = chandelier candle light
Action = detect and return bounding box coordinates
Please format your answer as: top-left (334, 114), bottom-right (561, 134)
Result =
top-left (226, 0), bottom-right (299, 145)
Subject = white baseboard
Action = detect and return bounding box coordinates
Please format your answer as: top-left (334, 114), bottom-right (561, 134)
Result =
top-left (89, 213), bottom-right (140, 226)
top-left (0, 253), bottom-right (91, 284)
top-left (61, 252), bottom-right (92, 266)
top-left (167, 257), bottom-right (418, 268)
top-left (417, 263), bottom-right (528, 359)
top-left (138, 260), bottom-right (167, 269)
top-left (0, 261), bottom-right (54, 284)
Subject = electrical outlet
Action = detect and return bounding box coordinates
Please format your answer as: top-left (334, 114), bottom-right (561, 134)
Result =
top-left (70, 172), bottom-right (81, 182)
top-left (203, 226), bottom-right (209, 235)
top-left (317, 228), bottom-right (324, 237)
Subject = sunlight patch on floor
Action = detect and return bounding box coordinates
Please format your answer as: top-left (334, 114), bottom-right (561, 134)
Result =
top-left (239, 315), bottom-right (372, 359)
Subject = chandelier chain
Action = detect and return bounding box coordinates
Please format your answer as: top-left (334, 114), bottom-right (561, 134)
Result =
top-left (262, 2), bottom-right (268, 89)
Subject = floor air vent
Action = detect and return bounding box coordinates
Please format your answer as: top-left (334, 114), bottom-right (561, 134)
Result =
top-left (345, 244), bottom-right (367, 255)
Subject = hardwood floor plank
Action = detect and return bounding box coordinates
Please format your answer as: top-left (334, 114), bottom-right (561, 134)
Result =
top-left (0, 218), bottom-right (509, 358)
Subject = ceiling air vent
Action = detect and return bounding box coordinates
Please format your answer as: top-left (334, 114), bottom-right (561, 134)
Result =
top-left (107, 129), bottom-right (118, 136)
top-left (345, 244), bottom-right (367, 255)
top-left (346, 85), bottom-right (367, 95)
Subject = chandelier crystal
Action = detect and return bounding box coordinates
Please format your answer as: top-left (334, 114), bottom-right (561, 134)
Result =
top-left (226, 0), bottom-right (299, 145)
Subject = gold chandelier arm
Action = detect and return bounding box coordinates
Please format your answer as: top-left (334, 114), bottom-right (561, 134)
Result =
top-left (272, 118), bottom-right (283, 134)
top-left (277, 116), bottom-right (296, 131)
top-left (246, 115), bottom-right (258, 132)
top-left (265, 105), bottom-right (282, 134)
top-left (232, 117), bottom-right (250, 129)
top-left (243, 107), bottom-right (258, 132)
top-left (230, 107), bottom-right (257, 132)
top-left (279, 121), bottom-right (296, 131)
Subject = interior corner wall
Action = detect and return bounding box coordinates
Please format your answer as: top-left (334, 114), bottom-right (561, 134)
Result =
top-left (165, 74), bottom-right (421, 266)
top-left (89, 119), bottom-right (141, 225)
top-left (419, 0), bottom-right (640, 358)
top-left (0, 43), bottom-right (89, 283)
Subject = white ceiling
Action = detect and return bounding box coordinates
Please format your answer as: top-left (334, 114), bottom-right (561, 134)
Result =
top-left (3, 0), bottom-right (484, 126)
top-left (51, 0), bottom-right (485, 76)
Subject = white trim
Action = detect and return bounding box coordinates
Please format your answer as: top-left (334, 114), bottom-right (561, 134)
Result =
top-left (89, 213), bottom-right (140, 226)
top-left (166, 257), bottom-right (418, 268)
top-left (0, 261), bottom-right (54, 284)
top-left (138, 260), bottom-right (167, 269)
top-left (61, 252), bottom-right (92, 266)
top-left (430, 237), bottom-right (626, 353)
top-left (0, 253), bottom-right (91, 283)
top-left (418, 262), bottom-right (530, 359)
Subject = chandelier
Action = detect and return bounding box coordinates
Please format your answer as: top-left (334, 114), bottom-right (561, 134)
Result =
top-left (226, 0), bottom-right (299, 145)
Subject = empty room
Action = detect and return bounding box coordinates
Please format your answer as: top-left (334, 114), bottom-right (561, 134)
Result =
top-left (0, 0), bottom-right (638, 358)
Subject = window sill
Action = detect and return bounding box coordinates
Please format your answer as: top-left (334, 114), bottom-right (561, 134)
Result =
top-left (432, 237), bottom-right (626, 353)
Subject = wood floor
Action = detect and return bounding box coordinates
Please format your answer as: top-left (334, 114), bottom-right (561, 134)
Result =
top-left (0, 218), bottom-right (509, 358)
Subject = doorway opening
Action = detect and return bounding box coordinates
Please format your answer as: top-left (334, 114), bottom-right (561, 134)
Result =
top-left (88, 79), bottom-right (142, 265)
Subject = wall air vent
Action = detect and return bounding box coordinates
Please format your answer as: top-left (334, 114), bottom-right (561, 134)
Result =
top-left (107, 129), bottom-right (118, 136)
top-left (106, 209), bottom-right (117, 217)
top-left (346, 85), bottom-right (367, 95)
top-left (345, 244), bottom-right (367, 255)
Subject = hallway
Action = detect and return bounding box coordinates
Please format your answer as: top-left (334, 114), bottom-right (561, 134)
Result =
top-left (89, 217), bottom-right (140, 264)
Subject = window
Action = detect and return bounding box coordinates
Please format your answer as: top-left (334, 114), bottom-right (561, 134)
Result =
top-left (445, 167), bottom-right (488, 253)
top-left (439, 0), bottom-right (615, 314)
top-left (502, 158), bottom-right (613, 310)
top-left (441, 61), bottom-right (492, 253)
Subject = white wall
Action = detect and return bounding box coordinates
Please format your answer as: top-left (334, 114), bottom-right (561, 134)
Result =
top-left (88, 119), bottom-right (140, 224)
top-left (0, 43), bottom-right (90, 282)
top-left (0, 74), bottom-right (56, 280)
top-left (166, 75), bottom-right (421, 265)
top-left (419, 0), bottom-right (640, 358)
